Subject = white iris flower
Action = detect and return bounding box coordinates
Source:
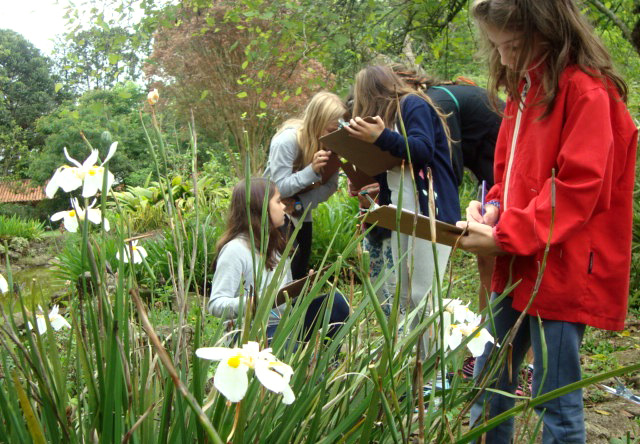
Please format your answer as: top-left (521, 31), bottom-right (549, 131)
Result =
top-left (196, 341), bottom-right (295, 404)
top-left (45, 142), bottom-right (118, 198)
top-left (51, 199), bottom-right (109, 233)
top-left (444, 321), bottom-right (494, 357)
top-left (0, 274), bottom-right (8, 293)
top-left (116, 240), bottom-right (148, 264)
top-left (28, 305), bottom-right (72, 334)
top-left (442, 298), bottom-right (479, 324)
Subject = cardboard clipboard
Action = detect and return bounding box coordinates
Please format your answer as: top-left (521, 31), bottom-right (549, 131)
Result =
top-left (362, 205), bottom-right (466, 247)
top-left (341, 160), bottom-right (376, 191)
top-left (274, 265), bottom-right (331, 306)
top-left (319, 118), bottom-right (402, 177)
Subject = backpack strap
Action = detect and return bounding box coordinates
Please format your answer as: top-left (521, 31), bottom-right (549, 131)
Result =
top-left (430, 86), bottom-right (460, 112)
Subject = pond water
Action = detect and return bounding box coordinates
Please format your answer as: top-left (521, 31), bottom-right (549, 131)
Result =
top-left (1, 266), bottom-right (66, 312)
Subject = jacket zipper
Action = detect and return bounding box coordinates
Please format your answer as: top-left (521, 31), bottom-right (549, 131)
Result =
top-left (503, 74), bottom-right (530, 212)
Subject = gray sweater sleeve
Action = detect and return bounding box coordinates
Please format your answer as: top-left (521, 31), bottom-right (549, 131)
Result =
top-left (267, 128), bottom-right (320, 198)
top-left (266, 128), bottom-right (340, 222)
top-left (207, 239), bottom-right (251, 319)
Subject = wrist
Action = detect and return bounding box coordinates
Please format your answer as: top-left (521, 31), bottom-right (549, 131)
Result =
top-left (485, 200), bottom-right (500, 209)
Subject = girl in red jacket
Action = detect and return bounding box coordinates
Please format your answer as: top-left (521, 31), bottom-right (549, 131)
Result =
top-left (458, 1), bottom-right (637, 442)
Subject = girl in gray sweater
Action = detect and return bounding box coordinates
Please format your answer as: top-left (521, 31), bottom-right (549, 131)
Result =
top-left (264, 92), bottom-right (346, 279)
top-left (208, 178), bottom-right (349, 341)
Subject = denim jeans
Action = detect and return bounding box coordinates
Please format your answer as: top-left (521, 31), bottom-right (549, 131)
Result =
top-left (266, 290), bottom-right (350, 342)
top-left (470, 294), bottom-right (586, 444)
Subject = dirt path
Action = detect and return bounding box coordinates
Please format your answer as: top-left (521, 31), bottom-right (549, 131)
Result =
top-left (582, 314), bottom-right (640, 443)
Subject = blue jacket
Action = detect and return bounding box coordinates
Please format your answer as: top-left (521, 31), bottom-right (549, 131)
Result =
top-left (374, 94), bottom-right (460, 224)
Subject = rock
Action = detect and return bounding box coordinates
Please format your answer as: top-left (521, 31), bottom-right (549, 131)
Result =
top-left (9, 237), bottom-right (29, 254)
top-left (586, 422), bottom-right (610, 440)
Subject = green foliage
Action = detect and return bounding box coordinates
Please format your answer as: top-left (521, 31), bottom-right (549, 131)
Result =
top-left (1, 2), bottom-right (639, 440)
top-left (0, 215), bottom-right (45, 241)
top-left (51, 235), bottom-right (121, 284)
top-left (51, 27), bottom-right (150, 93)
top-left (145, 2), bottom-right (329, 175)
top-left (0, 200), bottom-right (64, 223)
top-left (111, 173), bottom-right (230, 233)
top-left (29, 83), bottom-right (152, 186)
top-left (142, 217), bottom-right (223, 294)
top-left (310, 187), bottom-right (359, 269)
top-left (0, 30), bottom-right (60, 177)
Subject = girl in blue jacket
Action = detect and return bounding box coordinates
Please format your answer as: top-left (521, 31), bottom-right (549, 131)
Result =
top-left (345, 65), bottom-right (459, 360)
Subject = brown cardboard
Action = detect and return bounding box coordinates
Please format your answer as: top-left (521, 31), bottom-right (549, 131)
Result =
top-left (275, 265), bottom-right (331, 306)
top-left (341, 160), bottom-right (376, 191)
top-left (319, 120), bottom-right (402, 176)
top-left (362, 205), bottom-right (466, 247)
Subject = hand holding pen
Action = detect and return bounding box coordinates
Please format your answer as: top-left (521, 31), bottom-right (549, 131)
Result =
top-left (465, 180), bottom-right (499, 227)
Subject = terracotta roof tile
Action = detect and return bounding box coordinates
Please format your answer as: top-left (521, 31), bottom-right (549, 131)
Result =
top-left (0, 180), bottom-right (46, 203)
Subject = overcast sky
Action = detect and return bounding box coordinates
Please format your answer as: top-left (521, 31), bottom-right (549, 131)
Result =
top-left (0, 0), bottom-right (70, 56)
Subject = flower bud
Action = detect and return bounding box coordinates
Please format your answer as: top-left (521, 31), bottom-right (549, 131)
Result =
top-left (147, 88), bottom-right (159, 105)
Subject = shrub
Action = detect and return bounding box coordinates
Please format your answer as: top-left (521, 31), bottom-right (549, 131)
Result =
top-left (111, 174), bottom-right (231, 233)
top-left (52, 235), bottom-right (122, 284)
top-left (142, 215), bottom-right (224, 294)
top-left (0, 214), bottom-right (45, 241)
top-left (310, 187), bottom-right (359, 269)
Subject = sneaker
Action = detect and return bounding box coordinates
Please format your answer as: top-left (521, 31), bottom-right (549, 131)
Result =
top-left (515, 364), bottom-right (534, 396)
top-left (423, 379), bottom-right (450, 397)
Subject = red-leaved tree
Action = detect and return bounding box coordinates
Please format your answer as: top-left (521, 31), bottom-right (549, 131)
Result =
top-left (145, 1), bottom-right (332, 176)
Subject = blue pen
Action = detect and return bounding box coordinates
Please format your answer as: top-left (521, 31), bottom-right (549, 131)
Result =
top-left (480, 180), bottom-right (487, 216)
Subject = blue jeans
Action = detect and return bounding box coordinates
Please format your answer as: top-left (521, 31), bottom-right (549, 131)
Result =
top-left (470, 294), bottom-right (586, 444)
top-left (266, 291), bottom-right (350, 342)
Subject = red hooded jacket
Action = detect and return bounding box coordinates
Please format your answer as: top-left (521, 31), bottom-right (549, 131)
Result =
top-left (487, 65), bottom-right (637, 331)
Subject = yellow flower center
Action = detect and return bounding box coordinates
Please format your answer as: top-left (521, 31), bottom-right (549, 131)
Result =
top-left (227, 355), bottom-right (242, 368)
top-left (69, 210), bottom-right (76, 217)
top-left (132, 246), bottom-right (138, 251)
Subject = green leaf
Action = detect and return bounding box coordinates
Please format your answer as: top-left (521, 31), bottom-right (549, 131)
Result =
top-left (259, 101), bottom-right (267, 109)
top-left (295, 86), bottom-right (302, 96)
top-left (241, 60), bottom-right (249, 69)
top-left (54, 83), bottom-right (63, 93)
top-left (237, 91), bottom-right (248, 98)
top-left (200, 90), bottom-right (209, 100)
top-left (117, 90), bottom-right (132, 99)
top-left (89, 102), bottom-right (105, 114)
top-left (108, 53), bottom-right (121, 65)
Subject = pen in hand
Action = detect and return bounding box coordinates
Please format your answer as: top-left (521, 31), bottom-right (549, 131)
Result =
top-left (359, 189), bottom-right (378, 209)
top-left (480, 180), bottom-right (487, 217)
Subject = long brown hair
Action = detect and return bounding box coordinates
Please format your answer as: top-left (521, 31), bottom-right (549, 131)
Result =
top-left (472, 0), bottom-right (628, 116)
top-left (276, 91), bottom-right (346, 171)
top-left (351, 65), bottom-right (452, 152)
top-left (216, 178), bottom-right (285, 270)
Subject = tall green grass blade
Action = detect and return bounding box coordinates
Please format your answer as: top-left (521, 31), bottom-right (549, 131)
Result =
top-left (13, 371), bottom-right (46, 444)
